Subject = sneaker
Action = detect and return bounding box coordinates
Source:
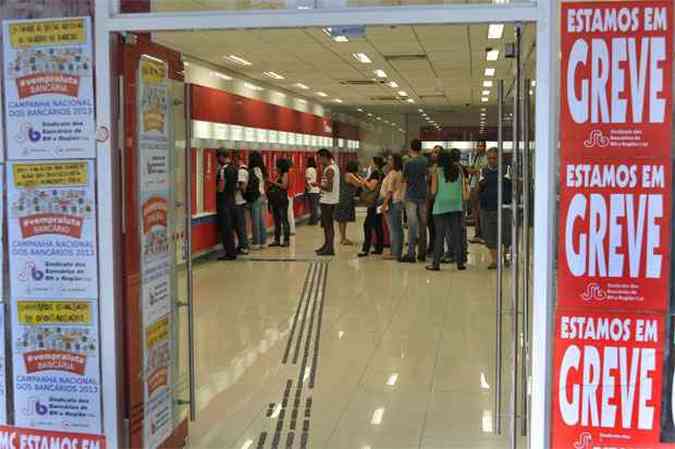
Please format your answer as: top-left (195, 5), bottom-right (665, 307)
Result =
top-left (425, 265), bottom-right (440, 272)
top-left (457, 264), bottom-right (467, 271)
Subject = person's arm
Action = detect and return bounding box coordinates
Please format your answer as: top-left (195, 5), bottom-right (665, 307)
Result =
top-left (431, 169), bottom-right (438, 196)
top-left (281, 172), bottom-right (289, 190)
top-left (381, 174), bottom-right (395, 212)
top-left (345, 173), bottom-right (363, 188)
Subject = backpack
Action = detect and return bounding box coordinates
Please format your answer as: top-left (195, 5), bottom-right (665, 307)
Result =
top-left (244, 168), bottom-right (261, 203)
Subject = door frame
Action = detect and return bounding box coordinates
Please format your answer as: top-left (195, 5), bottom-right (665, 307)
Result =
top-left (93, 1), bottom-right (558, 449)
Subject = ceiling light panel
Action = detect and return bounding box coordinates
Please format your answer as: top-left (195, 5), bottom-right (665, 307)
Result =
top-left (483, 81), bottom-right (493, 88)
top-left (374, 69), bottom-right (387, 78)
top-left (294, 83), bottom-right (310, 90)
top-left (387, 81), bottom-right (399, 88)
top-left (316, 91), bottom-right (328, 97)
top-left (353, 52), bottom-right (372, 63)
top-left (224, 54), bottom-right (252, 66)
top-left (264, 71), bottom-right (285, 80)
top-left (486, 49), bottom-right (500, 61)
top-left (482, 90), bottom-right (491, 95)
top-left (488, 24), bottom-right (504, 39)
top-left (485, 68), bottom-right (496, 77)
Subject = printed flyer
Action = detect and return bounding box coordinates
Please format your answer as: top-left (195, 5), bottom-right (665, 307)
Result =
top-left (7, 160), bottom-right (98, 299)
top-left (2, 17), bottom-right (95, 160)
top-left (0, 426), bottom-right (105, 449)
top-left (138, 55), bottom-right (173, 449)
top-left (552, 310), bottom-right (665, 449)
top-left (11, 299), bottom-right (102, 434)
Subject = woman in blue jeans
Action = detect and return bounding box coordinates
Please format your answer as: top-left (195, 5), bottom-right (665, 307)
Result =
top-left (248, 151), bottom-right (268, 249)
top-left (381, 153), bottom-right (405, 260)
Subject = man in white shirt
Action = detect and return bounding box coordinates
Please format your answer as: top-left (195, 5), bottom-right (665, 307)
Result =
top-left (233, 151), bottom-right (249, 255)
top-left (305, 157), bottom-right (321, 225)
top-left (315, 148), bottom-right (340, 256)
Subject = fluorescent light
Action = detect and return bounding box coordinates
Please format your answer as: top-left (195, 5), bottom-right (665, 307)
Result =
top-left (397, 91), bottom-right (408, 97)
top-left (482, 90), bottom-right (491, 95)
top-left (373, 69), bottom-right (387, 78)
top-left (371, 408), bottom-right (385, 425)
top-left (244, 82), bottom-right (263, 91)
top-left (485, 67), bottom-right (496, 76)
top-left (486, 49), bottom-right (500, 61)
top-left (482, 97), bottom-right (489, 102)
top-left (334, 98), bottom-right (343, 103)
top-left (294, 83), bottom-right (310, 90)
top-left (386, 373), bottom-right (399, 386)
top-left (334, 35), bottom-right (350, 42)
top-left (224, 54), bottom-right (252, 66)
top-left (353, 52), bottom-right (372, 63)
top-left (316, 91), bottom-right (328, 97)
top-left (488, 24), bottom-right (504, 39)
top-left (210, 71), bottom-right (232, 81)
top-left (483, 80), bottom-right (493, 87)
top-left (406, 98), bottom-right (415, 103)
top-left (387, 81), bottom-right (399, 88)
top-left (264, 71), bottom-right (285, 80)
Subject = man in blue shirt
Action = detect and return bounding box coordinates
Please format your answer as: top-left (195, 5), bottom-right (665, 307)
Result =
top-left (401, 139), bottom-right (429, 263)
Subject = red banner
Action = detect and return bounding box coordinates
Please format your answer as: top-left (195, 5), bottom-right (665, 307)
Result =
top-left (554, 2), bottom-right (673, 447)
top-left (0, 426), bottom-right (105, 449)
top-left (19, 213), bottom-right (84, 239)
top-left (142, 196), bottom-right (168, 233)
top-left (23, 350), bottom-right (87, 375)
top-left (16, 73), bottom-right (80, 99)
top-left (552, 310), bottom-right (665, 448)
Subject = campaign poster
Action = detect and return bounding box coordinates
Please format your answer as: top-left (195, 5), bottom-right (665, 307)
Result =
top-left (560, 2), bottom-right (672, 161)
top-left (11, 299), bottom-right (102, 434)
top-left (557, 159), bottom-right (671, 311)
top-left (7, 160), bottom-right (97, 299)
top-left (552, 310), bottom-right (665, 449)
top-left (2, 17), bottom-right (95, 160)
top-left (138, 55), bottom-right (173, 449)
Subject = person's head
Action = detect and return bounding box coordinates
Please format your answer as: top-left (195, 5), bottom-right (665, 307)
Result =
top-left (217, 149), bottom-right (231, 165)
top-left (317, 148), bottom-right (333, 165)
top-left (476, 141), bottom-right (487, 154)
top-left (249, 151), bottom-right (263, 168)
top-left (431, 145), bottom-right (443, 162)
top-left (276, 158), bottom-right (291, 174)
top-left (487, 147), bottom-right (498, 169)
top-left (346, 160), bottom-right (360, 174)
top-left (438, 150), bottom-right (459, 182)
top-left (388, 153), bottom-right (403, 172)
top-left (409, 138), bottom-right (422, 155)
top-left (372, 156), bottom-right (385, 170)
top-left (450, 148), bottom-right (461, 163)
top-left (307, 157), bottom-right (317, 168)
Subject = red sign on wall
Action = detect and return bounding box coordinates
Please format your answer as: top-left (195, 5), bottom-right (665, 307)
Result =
top-left (560, 1), bottom-right (672, 161)
top-left (552, 310), bottom-right (665, 449)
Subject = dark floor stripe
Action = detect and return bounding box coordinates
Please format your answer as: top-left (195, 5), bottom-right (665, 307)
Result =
top-left (285, 432), bottom-right (294, 449)
top-left (282, 263), bottom-right (316, 364)
top-left (292, 263), bottom-right (320, 364)
top-left (297, 263), bottom-right (323, 384)
top-left (256, 432), bottom-right (267, 449)
top-left (309, 263), bottom-right (328, 389)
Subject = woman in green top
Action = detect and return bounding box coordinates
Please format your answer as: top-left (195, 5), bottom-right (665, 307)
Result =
top-left (426, 150), bottom-right (467, 272)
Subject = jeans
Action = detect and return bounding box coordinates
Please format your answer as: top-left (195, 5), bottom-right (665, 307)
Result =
top-left (248, 196), bottom-right (267, 246)
top-left (234, 204), bottom-right (249, 250)
top-left (432, 211), bottom-right (466, 268)
top-left (320, 203), bottom-right (336, 251)
top-left (404, 200), bottom-right (428, 259)
top-left (216, 195), bottom-right (237, 258)
top-left (386, 202), bottom-right (404, 258)
top-left (272, 200), bottom-right (290, 244)
top-left (307, 192), bottom-right (320, 224)
top-left (362, 207), bottom-right (384, 254)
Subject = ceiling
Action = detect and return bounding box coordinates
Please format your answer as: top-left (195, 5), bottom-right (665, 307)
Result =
top-left (153, 23), bottom-right (536, 118)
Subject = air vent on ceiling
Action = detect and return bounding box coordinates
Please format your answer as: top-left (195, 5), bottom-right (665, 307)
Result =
top-left (339, 80), bottom-right (381, 86)
top-left (385, 54), bottom-right (428, 62)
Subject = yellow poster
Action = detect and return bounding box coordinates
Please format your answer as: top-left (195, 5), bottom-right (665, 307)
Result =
top-left (17, 301), bottom-right (91, 325)
top-left (9, 18), bottom-right (86, 48)
top-left (12, 161), bottom-right (88, 188)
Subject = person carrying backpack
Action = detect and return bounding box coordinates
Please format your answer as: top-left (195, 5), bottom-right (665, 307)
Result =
top-left (246, 151), bottom-right (267, 250)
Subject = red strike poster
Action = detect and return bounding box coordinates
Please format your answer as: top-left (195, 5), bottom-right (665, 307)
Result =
top-left (553, 2), bottom-right (674, 448)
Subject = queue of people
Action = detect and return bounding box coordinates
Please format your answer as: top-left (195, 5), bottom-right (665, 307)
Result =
top-left (215, 141), bottom-right (512, 270)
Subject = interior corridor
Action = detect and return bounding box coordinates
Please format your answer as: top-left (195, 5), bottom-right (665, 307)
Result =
top-left (184, 212), bottom-right (523, 449)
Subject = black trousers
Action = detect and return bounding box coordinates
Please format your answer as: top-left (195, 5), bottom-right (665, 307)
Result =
top-left (362, 207), bottom-right (384, 253)
top-left (432, 211), bottom-right (466, 268)
top-left (271, 200), bottom-right (290, 243)
top-left (217, 195), bottom-right (237, 258)
top-left (320, 203), bottom-right (336, 251)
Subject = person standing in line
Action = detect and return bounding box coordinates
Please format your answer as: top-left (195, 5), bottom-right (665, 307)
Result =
top-left (358, 156), bottom-right (386, 258)
top-left (305, 157), bottom-right (321, 225)
top-left (233, 152), bottom-right (250, 255)
top-left (401, 138), bottom-right (429, 263)
top-left (426, 150), bottom-right (467, 272)
top-left (315, 148), bottom-right (340, 256)
top-left (247, 151), bottom-right (268, 250)
top-left (479, 147), bottom-right (512, 269)
top-left (334, 160), bottom-right (364, 246)
top-left (268, 158), bottom-right (291, 247)
top-left (426, 146), bottom-right (442, 255)
top-left (381, 153), bottom-right (405, 261)
top-left (215, 149), bottom-right (238, 261)
top-left (468, 141), bottom-right (488, 243)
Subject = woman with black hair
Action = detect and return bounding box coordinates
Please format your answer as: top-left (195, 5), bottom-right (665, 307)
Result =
top-left (426, 150), bottom-right (467, 271)
top-left (247, 151), bottom-right (268, 249)
top-left (358, 155), bottom-right (386, 257)
top-left (335, 159), bottom-right (364, 246)
top-left (267, 158), bottom-right (291, 247)
top-left (305, 157), bottom-right (320, 225)
top-left (381, 153), bottom-right (405, 260)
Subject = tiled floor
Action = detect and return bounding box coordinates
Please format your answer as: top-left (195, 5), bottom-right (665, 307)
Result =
top-left (183, 213), bottom-right (530, 449)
